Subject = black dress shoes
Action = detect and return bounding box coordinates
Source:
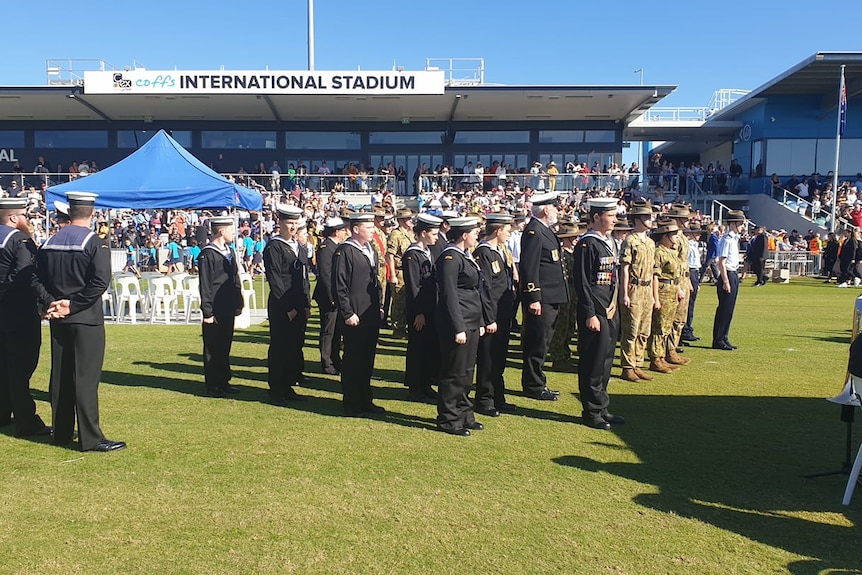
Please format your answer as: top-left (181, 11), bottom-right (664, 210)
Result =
top-left (222, 384), bottom-right (241, 394)
top-left (584, 418), bottom-right (611, 430)
top-left (19, 425), bottom-right (53, 437)
top-left (366, 404), bottom-right (386, 414)
top-left (531, 389), bottom-right (559, 401)
top-left (681, 334), bottom-right (700, 342)
top-left (87, 439), bottom-right (127, 452)
top-left (439, 427), bottom-right (470, 436)
top-left (466, 421), bottom-right (484, 431)
top-left (602, 412), bottom-right (626, 425)
top-left (285, 387), bottom-right (307, 402)
top-left (725, 341), bottom-right (739, 349)
top-left (712, 342), bottom-right (734, 351)
top-left (475, 407), bottom-right (501, 417)
top-left (498, 402), bottom-right (517, 413)
top-left (207, 387), bottom-right (227, 398)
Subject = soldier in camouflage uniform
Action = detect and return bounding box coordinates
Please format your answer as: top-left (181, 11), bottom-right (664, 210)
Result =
top-left (370, 207), bottom-right (389, 304)
top-left (386, 208), bottom-right (415, 338)
top-left (667, 204), bottom-right (693, 354)
top-left (549, 221), bottom-right (580, 371)
top-left (618, 200), bottom-right (655, 382)
top-left (648, 220), bottom-right (690, 373)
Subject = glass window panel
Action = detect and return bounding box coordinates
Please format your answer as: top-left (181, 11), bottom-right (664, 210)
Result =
top-left (117, 130), bottom-right (190, 149)
top-left (0, 131), bottom-right (24, 147)
top-left (35, 130), bottom-right (108, 148)
top-left (538, 130), bottom-right (584, 144)
top-left (369, 132), bottom-right (440, 145)
top-left (584, 130), bottom-right (617, 143)
top-left (453, 131), bottom-right (530, 145)
top-left (202, 131), bottom-right (277, 149)
top-left (285, 132), bottom-right (361, 150)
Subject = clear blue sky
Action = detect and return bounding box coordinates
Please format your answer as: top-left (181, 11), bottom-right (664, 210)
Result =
top-left (3, 0), bottom-right (857, 109)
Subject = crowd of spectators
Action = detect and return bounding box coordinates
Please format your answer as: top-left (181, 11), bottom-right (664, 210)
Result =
top-left (768, 171), bottom-right (862, 230)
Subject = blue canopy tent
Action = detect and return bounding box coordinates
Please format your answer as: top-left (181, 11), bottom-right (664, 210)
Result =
top-left (46, 130), bottom-right (263, 211)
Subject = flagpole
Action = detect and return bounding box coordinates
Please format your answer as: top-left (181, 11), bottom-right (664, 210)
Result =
top-left (831, 65), bottom-right (845, 233)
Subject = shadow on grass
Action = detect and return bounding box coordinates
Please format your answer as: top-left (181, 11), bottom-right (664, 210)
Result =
top-left (553, 394), bottom-right (862, 574)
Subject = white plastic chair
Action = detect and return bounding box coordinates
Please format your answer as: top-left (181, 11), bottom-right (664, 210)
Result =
top-left (239, 273), bottom-right (257, 312)
top-left (183, 276), bottom-right (202, 323)
top-left (169, 272), bottom-right (190, 310)
top-left (139, 271), bottom-right (163, 312)
top-left (149, 277), bottom-right (178, 324)
top-left (115, 276), bottom-right (144, 323)
top-left (102, 289), bottom-right (116, 320)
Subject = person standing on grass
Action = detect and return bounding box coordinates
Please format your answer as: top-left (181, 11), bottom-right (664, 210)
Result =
top-left (332, 212), bottom-right (385, 418)
top-left (712, 210), bottom-right (745, 351)
top-left (198, 216), bottom-right (244, 398)
top-left (473, 212), bottom-right (518, 416)
top-left (572, 197), bottom-right (624, 430)
top-left (313, 217), bottom-right (348, 376)
top-left (648, 220), bottom-right (688, 374)
top-left (38, 192), bottom-right (125, 452)
top-left (435, 217), bottom-right (487, 436)
top-left (402, 213), bottom-right (443, 403)
top-left (263, 205), bottom-right (309, 406)
top-left (0, 197), bottom-right (54, 438)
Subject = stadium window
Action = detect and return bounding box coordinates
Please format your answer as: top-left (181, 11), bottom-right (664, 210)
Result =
top-left (35, 130), bottom-right (108, 148)
top-left (117, 130), bottom-right (192, 149)
top-left (201, 131), bottom-right (277, 150)
top-left (538, 130), bottom-right (585, 144)
top-left (453, 131), bottom-right (530, 145)
top-left (285, 132), bottom-right (361, 150)
top-left (369, 132), bottom-right (440, 145)
top-left (0, 131), bottom-right (25, 148)
top-left (583, 130), bottom-right (617, 143)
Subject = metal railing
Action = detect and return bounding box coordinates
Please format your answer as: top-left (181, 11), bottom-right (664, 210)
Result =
top-left (767, 250), bottom-right (821, 277)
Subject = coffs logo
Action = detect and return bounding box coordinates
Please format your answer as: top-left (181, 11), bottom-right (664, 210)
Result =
top-left (112, 73), bottom-right (132, 90)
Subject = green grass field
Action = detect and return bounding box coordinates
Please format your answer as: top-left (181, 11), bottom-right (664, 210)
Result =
top-left (2, 277), bottom-right (861, 574)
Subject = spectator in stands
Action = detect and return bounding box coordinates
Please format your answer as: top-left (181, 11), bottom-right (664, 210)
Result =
top-left (166, 233), bottom-right (183, 273)
top-left (728, 159), bottom-right (743, 193)
top-left (795, 176), bottom-right (810, 199)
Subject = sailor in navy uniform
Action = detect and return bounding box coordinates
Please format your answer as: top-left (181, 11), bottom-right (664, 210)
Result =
top-left (435, 217), bottom-right (488, 436)
top-left (0, 197), bottom-right (53, 437)
top-left (473, 212), bottom-right (517, 416)
top-left (519, 192), bottom-right (569, 401)
top-left (313, 217), bottom-right (348, 376)
top-left (428, 210), bottom-right (455, 262)
top-left (402, 213), bottom-right (443, 402)
top-left (332, 212), bottom-right (385, 417)
top-left (38, 192), bottom-right (125, 451)
top-left (573, 197), bottom-right (624, 430)
top-left (263, 205), bottom-right (310, 405)
top-left (198, 216), bottom-right (244, 398)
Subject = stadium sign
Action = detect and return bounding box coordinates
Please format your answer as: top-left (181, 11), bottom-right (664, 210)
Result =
top-left (0, 149), bottom-right (18, 163)
top-left (83, 70), bottom-right (446, 95)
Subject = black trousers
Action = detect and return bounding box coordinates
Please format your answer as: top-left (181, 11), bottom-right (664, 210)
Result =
top-left (405, 319), bottom-right (439, 396)
top-left (838, 261), bottom-right (862, 284)
top-left (712, 271), bottom-right (739, 346)
top-left (437, 329), bottom-right (479, 431)
top-left (683, 268), bottom-right (700, 337)
top-left (577, 313), bottom-right (619, 420)
top-left (476, 313), bottom-right (512, 410)
top-left (203, 315), bottom-right (235, 392)
top-left (751, 258), bottom-right (766, 284)
top-left (0, 317), bottom-right (46, 435)
top-left (318, 308), bottom-right (342, 372)
top-left (267, 310), bottom-right (306, 400)
top-left (49, 322), bottom-right (106, 450)
top-left (340, 318), bottom-right (379, 415)
top-left (521, 303), bottom-right (559, 396)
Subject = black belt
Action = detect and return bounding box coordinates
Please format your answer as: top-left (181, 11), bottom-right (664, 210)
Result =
top-left (631, 278), bottom-right (651, 286)
top-left (658, 278), bottom-right (679, 285)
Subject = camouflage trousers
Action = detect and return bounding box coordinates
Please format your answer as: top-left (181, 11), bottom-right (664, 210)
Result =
top-left (672, 277), bottom-right (691, 349)
top-left (390, 283), bottom-right (407, 334)
top-left (619, 285), bottom-right (652, 369)
top-left (649, 284), bottom-right (678, 360)
top-left (549, 302), bottom-right (576, 364)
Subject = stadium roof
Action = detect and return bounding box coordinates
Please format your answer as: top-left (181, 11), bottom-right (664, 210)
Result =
top-left (0, 84), bottom-right (675, 126)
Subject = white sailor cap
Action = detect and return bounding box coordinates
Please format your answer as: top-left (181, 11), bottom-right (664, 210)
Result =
top-left (276, 204), bottom-right (304, 220)
top-left (296, 217), bottom-right (307, 230)
top-left (66, 191), bottom-right (98, 206)
top-left (530, 191), bottom-right (560, 206)
top-left (415, 213), bottom-right (443, 229)
top-left (209, 216), bottom-right (235, 227)
top-left (54, 200), bottom-right (70, 216)
top-left (323, 217), bottom-right (347, 230)
top-left (447, 216), bottom-right (481, 232)
top-left (587, 197), bottom-right (619, 212)
top-left (348, 212), bottom-right (375, 223)
top-left (0, 197), bottom-right (28, 210)
top-left (484, 212), bottom-right (514, 224)
top-left (440, 210), bottom-right (459, 220)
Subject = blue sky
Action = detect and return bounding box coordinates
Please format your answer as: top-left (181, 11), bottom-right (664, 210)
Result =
top-left (4, 0), bottom-right (857, 108)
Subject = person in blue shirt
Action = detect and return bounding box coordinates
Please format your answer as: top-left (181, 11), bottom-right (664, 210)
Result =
top-left (123, 237), bottom-right (140, 277)
top-left (188, 239), bottom-right (202, 273)
top-left (252, 233), bottom-right (266, 276)
top-left (166, 234), bottom-right (183, 273)
top-left (699, 222), bottom-right (721, 283)
top-left (241, 229), bottom-right (254, 273)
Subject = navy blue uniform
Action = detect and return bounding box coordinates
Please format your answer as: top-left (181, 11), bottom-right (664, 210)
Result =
top-left (198, 243), bottom-right (243, 394)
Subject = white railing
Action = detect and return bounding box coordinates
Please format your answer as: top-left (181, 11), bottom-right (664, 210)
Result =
top-left (767, 250), bottom-right (820, 277)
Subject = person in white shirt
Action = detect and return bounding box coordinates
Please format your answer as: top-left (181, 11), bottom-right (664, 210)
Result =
top-left (712, 210), bottom-right (745, 350)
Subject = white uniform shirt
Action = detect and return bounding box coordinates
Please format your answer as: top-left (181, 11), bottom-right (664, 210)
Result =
top-left (717, 230), bottom-right (741, 272)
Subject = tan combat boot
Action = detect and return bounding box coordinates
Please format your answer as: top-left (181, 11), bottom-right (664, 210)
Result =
top-left (666, 352), bottom-right (691, 366)
top-left (633, 367), bottom-right (653, 381)
top-left (649, 358), bottom-right (674, 373)
top-left (620, 368), bottom-right (641, 382)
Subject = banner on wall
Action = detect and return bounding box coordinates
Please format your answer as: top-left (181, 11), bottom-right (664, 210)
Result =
top-left (83, 70), bottom-right (446, 96)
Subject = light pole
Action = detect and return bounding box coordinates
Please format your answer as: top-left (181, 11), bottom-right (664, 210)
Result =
top-left (308, 0), bottom-right (315, 71)
top-left (634, 68), bottom-right (644, 185)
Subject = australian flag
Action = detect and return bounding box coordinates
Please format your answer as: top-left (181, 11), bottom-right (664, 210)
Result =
top-left (840, 69), bottom-right (847, 138)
